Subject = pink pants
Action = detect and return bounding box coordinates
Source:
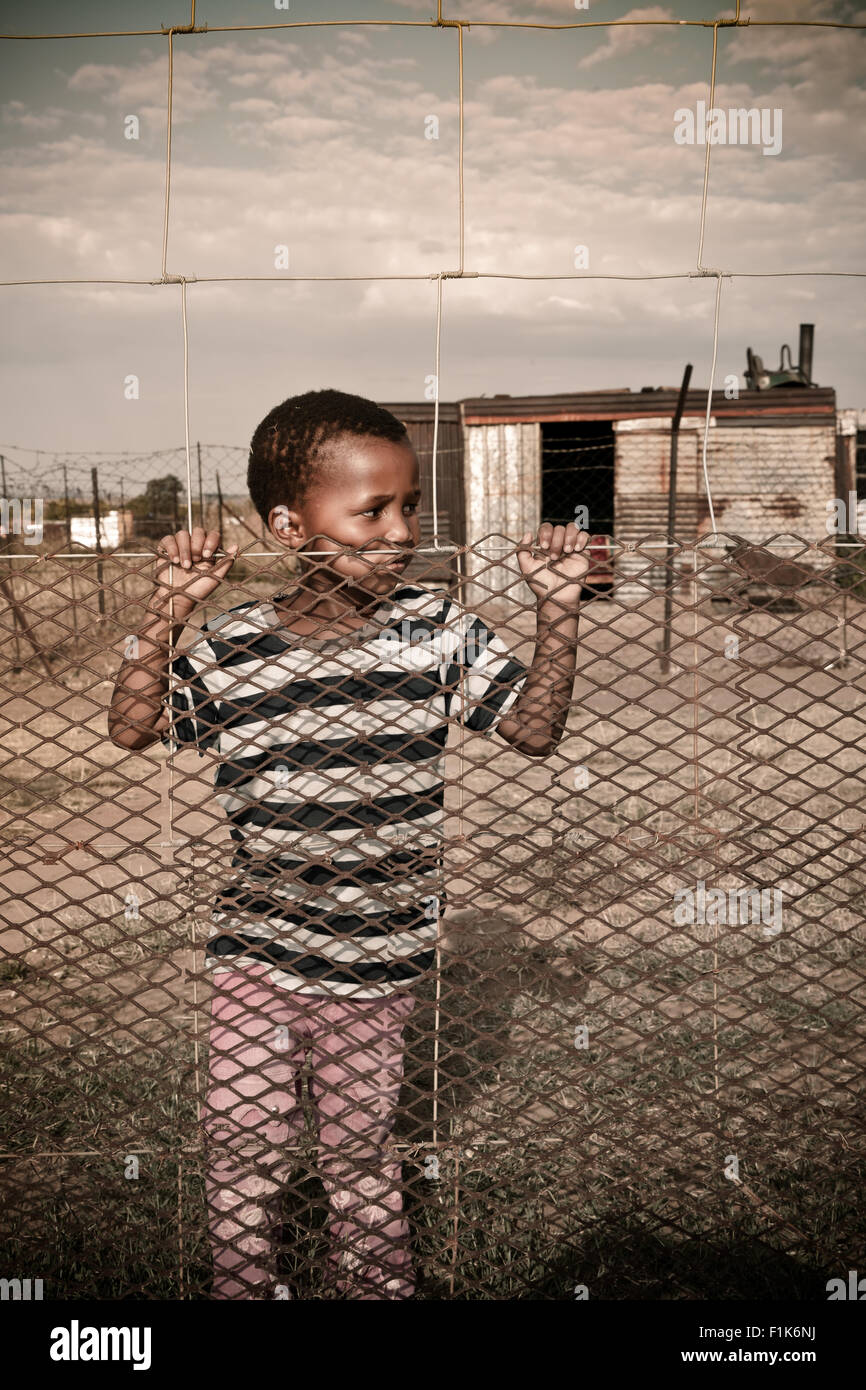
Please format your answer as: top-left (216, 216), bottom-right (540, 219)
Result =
top-left (202, 963), bottom-right (417, 1300)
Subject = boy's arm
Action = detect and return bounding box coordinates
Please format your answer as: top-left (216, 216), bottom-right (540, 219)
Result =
top-left (108, 608), bottom-right (188, 750)
top-left (495, 524), bottom-right (588, 758)
top-left (496, 600), bottom-right (580, 758)
top-left (108, 528), bottom-right (237, 751)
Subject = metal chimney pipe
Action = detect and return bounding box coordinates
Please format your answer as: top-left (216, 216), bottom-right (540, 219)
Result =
top-left (799, 323), bottom-right (814, 384)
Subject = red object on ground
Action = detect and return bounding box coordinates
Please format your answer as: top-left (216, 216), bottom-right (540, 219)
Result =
top-left (585, 534), bottom-right (614, 586)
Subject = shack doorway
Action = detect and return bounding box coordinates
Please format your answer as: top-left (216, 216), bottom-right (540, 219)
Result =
top-left (541, 419), bottom-right (615, 597)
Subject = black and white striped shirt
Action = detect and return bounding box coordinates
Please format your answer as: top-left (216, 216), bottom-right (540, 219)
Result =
top-left (164, 584), bottom-right (528, 998)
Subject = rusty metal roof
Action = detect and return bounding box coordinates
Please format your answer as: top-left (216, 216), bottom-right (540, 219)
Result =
top-left (379, 401), bottom-right (462, 422)
top-left (381, 388), bottom-right (836, 426)
top-left (458, 387), bottom-right (836, 425)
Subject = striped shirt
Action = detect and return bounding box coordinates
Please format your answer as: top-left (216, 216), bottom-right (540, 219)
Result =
top-left (164, 584), bottom-right (528, 999)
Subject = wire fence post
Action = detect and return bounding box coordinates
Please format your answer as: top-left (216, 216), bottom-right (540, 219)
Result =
top-left (62, 462), bottom-right (79, 640)
top-left (62, 463), bottom-right (72, 548)
top-left (120, 478), bottom-right (130, 611)
top-left (91, 464), bottom-right (105, 619)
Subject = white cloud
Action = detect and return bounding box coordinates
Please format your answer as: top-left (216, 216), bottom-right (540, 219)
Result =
top-left (576, 7), bottom-right (675, 71)
top-left (1, 103), bottom-right (68, 131)
top-left (1, 20), bottom-right (864, 446)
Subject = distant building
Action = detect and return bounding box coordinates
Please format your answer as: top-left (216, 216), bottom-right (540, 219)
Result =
top-left (385, 384), bottom-right (844, 611)
top-left (70, 510), bottom-right (131, 549)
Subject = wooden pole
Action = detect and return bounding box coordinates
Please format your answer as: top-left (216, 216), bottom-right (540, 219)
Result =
top-left (91, 465), bottom-right (105, 619)
top-left (119, 478), bottom-right (129, 614)
top-left (63, 463), bottom-right (79, 639)
top-left (62, 463), bottom-right (72, 547)
top-left (0, 566), bottom-right (53, 676)
top-left (216, 470), bottom-right (224, 539)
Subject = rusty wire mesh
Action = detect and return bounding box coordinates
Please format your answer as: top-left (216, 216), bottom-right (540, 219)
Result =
top-left (1, 499), bottom-right (865, 1298)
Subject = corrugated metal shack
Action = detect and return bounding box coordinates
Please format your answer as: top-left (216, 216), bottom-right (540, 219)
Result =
top-left (385, 386), bottom-right (841, 611)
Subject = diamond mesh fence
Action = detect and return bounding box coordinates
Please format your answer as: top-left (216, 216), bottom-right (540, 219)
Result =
top-left (3, 0), bottom-right (864, 1309)
top-left (1, 475), bottom-right (864, 1299)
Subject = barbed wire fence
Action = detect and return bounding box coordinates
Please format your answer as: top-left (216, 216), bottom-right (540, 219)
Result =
top-left (1, 1), bottom-right (865, 1300)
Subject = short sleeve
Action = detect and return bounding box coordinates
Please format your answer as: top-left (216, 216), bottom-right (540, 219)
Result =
top-left (439, 604), bottom-right (528, 736)
top-left (161, 646), bottom-right (222, 756)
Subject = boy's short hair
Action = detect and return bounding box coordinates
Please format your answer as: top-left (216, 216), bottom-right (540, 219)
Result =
top-left (247, 387), bottom-right (410, 522)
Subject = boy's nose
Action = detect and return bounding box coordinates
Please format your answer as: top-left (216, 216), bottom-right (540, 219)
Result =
top-left (383, 519), bottom-right (414, 545)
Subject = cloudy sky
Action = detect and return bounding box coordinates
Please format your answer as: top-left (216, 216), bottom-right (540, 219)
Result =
top-left (1, 0), bottom-right (864, 468)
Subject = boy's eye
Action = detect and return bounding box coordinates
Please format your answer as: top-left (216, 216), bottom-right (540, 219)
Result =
top-left (361, 503), bottom-right (419, 518)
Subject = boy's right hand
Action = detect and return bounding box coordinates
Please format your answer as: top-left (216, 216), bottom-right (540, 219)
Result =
top-left (152, 528), bottom-right (239, 615)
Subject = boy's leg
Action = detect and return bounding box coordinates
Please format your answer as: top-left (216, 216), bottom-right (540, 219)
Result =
top-left (308, 991), bottom-right (416, 1300)
top-left (202, 964), bottom-right (309, 1299)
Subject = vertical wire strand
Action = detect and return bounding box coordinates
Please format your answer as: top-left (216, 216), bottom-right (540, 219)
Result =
top-left (165, 25), bottom-right (198, 1289)
top-left (700, 274), bottom-right (722, 536)
top-left (456, 21), bottom-right (465, 273)
top-left (430, 275), bottom-right (444, 1169)
top-left (166, 562), bottom-right (182, 1294)
top-left (694, 20), bottom-right (723, 532)
top-left (161, 30), bottom-right (175, 281)
top-left (433, 16), bottom-right (466, 1265)
top-left (181, 279), bottom-right (194, 531)
top-left (431, 274), bottom-right (442, 554)
top-left (696, 23), bottom-right (720, 274)
top-left (167, 566), bottom-right (175, 869)
top-left (694, 22), bottom-right (724, 1141)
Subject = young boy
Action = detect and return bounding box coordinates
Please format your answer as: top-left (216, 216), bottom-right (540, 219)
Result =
top-left (109, 388), bottom-right (589, 1299)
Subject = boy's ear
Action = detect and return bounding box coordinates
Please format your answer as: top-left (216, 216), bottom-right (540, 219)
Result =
top-left (268, 505), bottom-right (302, 548)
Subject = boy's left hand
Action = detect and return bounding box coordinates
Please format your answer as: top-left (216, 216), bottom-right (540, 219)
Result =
top-left (517, 524), bottom-right (590, 608)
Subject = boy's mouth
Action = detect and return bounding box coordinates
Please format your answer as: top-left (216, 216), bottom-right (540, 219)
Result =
top-left (366, 549), bottom-right (412, 572)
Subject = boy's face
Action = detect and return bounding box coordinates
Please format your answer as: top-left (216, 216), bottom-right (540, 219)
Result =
top-left (268, 435), bottom-right (422, 600)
